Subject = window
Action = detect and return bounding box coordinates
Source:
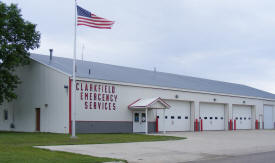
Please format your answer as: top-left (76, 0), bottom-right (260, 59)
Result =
top-left (235, 117), bottom-right (238, 120)
top-left (204, 117), bottom-right (207, 120)
top-left (240, 117), bottom-right (242, 120)
top-left (4, 110), bottom-right (8, 120)
top-left (215, 117), bottom-right (218, 120)
top-left (244, 117), bottom-right (247, 120)
top-left (199, 117), bottom-right (201, 119)
top-left (221, 117), bottom-right (224, 120)
top-left (185, 116), bottom-right (188, 119)
top-left (157, 116), bottom-right (159, 119)
top-left (178, 116), bottom-right (181, 119)
top-left (248, 117), bottom-right (251, 120)
top-left (134, 113), bottom-right (139, 122)
top-left (165, 116), bottom-right (168, 119)
top-left (141, 113), bottom-right (146, 122)
top-left (210, 117), bottom-right (213, 120)
top-left (171, 116), bottom-right (175, 119)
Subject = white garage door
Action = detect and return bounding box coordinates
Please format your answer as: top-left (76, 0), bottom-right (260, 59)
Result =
top-left (233, 105), bottom-right (252, 130)
top-left (264, 105), bottom-right (273, 129)
top-left (157, 101), bottom-right (190, 131)
top-left (200, 103), bottom-right (225, 130)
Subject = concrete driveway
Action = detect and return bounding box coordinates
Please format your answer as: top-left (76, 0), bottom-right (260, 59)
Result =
top-left (37, 130), bottom-right (275, 163)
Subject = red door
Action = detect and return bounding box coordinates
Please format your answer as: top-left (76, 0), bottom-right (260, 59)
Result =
top-left (36, 108), bottom-right (40, 131)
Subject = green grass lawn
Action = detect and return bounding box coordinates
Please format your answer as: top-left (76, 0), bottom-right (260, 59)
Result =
top-left (0, 132), bottom-right (183, 163)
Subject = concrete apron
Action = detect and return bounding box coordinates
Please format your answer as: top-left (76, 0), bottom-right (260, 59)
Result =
top-left (35, 130), bottom-right (275, 163)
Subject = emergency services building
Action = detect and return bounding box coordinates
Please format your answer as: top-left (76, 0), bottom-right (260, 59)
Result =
top-left (0, 53), bottom-right (275, 133)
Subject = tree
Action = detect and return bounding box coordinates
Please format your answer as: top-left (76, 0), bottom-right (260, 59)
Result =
top-left (0, 2), bottom-right (40, 105)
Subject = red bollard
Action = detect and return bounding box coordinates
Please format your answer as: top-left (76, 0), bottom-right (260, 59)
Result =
top-left (195, 119), bottom-right (198, 131)
top-left (201, 119), bottom-right (203, 131)
top-left (229, 119), bottom-right (232, 130)
top-left (234, 119), bottom-right (236, 130)
top-left (256, 120), bottom-right (258, 129)
top-left (156, 116), bottom-right (159, 132)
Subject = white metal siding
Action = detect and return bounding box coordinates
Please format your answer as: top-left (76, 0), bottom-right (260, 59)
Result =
top-left (0, 60), bottom-right (70, 133)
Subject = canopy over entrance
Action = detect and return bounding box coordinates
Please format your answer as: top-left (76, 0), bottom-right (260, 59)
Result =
top-left (128, 97), bottom-right (170, 134)
top-left (128, 97), bottom-right (170, 110)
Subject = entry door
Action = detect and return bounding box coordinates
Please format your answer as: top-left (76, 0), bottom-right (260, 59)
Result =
top-left (264, 105), bottom-right (273, 129)
top-left (233, 105), bottom-right (252, 130)
top-left (200, 103), bottom-right (225, 130)
top-left (133, 111), bottom-right (146, 133)
top-left (36, 108), bottom-right (40, 132)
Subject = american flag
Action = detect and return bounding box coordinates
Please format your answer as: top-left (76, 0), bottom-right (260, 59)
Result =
top-left (77, 5), bottom-right (115, 29)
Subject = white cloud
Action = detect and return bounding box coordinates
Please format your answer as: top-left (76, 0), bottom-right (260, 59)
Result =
top-left (4, 0), bottom-right (275, 94)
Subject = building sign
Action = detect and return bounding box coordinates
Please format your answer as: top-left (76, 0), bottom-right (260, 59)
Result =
top-left (76, 81), bottom-right (118, 111)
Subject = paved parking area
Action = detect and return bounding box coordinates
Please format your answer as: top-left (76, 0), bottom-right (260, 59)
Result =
top-left (37, 130), bottom-right (275, 163)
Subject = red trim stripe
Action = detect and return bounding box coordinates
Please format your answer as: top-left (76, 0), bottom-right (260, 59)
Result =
top-left (78, 20), bottom-right (114, 26)
top-left (77, 24), bottom-right (112, 29)
top-left (78, 16), bottom-right (114, 23)
top-left (200, 119), bottom-right (203, 131)
top-left (128, 99), bottom-right (141, 109)
top-left (69, 79), bottom-right (72, 134)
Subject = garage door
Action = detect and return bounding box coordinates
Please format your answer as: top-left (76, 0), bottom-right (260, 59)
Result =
top-left (157, 101), bottom-right (190, 131)
top-left (264, 105), bottom-right (273, 129)
top-left (233, 105), bottom-right (252, 130)
top-left (200, 103), bottom-right (225, 130)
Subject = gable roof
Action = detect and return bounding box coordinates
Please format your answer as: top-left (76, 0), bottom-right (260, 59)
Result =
top-left (128, 97), bottom-right (171, 109)
top-left (30, 53), bottom-right (275, 100)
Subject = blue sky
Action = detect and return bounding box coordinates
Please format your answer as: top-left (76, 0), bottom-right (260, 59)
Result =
top-left (4, 0), bottom-right (275, 94)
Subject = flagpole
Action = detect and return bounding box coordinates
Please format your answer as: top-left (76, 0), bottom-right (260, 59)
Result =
top-left (71, 0), bottom-right (77, 138)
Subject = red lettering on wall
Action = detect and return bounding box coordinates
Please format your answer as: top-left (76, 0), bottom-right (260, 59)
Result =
top-left (90, 84), bottom-right (93, 91)
top-left (106, 94), bottom-right (109, 101)
top-left (94, 102), bottom-right (97, 109)
top-left (98, 94), bottom-right (101, 101)
top-left (94, 93), bottom-right (97, 101)
top-left (98, 102), bottom-right (101, 109)
top-left (90, 102), bottom-right (93, 109)
top-left (94, 85), bottom-right (97, 92)
top-left (112, 86), bottom-right (115, 93)
top-left (80, 92), bottom-right (83, 100)
top-left (105, 102), bottom-right (107, 110)
top-left (98, 85), bottom-right (101, 92)
top-left (102, 94), bottom-right (105, 101)
top-left (109, 103), bottom-right (111, 110)
top-left (85, 101), bottom-right (88, 109)
top-left (108, 86), bottom-right (111, 93)
top-left (85, 93), bottom-right (88, 100)
top-left (85, 83), bottom-right (88, 91)
top-left (90, 93), bottom-right (93, 100)
top-left (104, 85), bottom-right (107, 93)
top-left (77, 82), bottom-right (118, 111)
